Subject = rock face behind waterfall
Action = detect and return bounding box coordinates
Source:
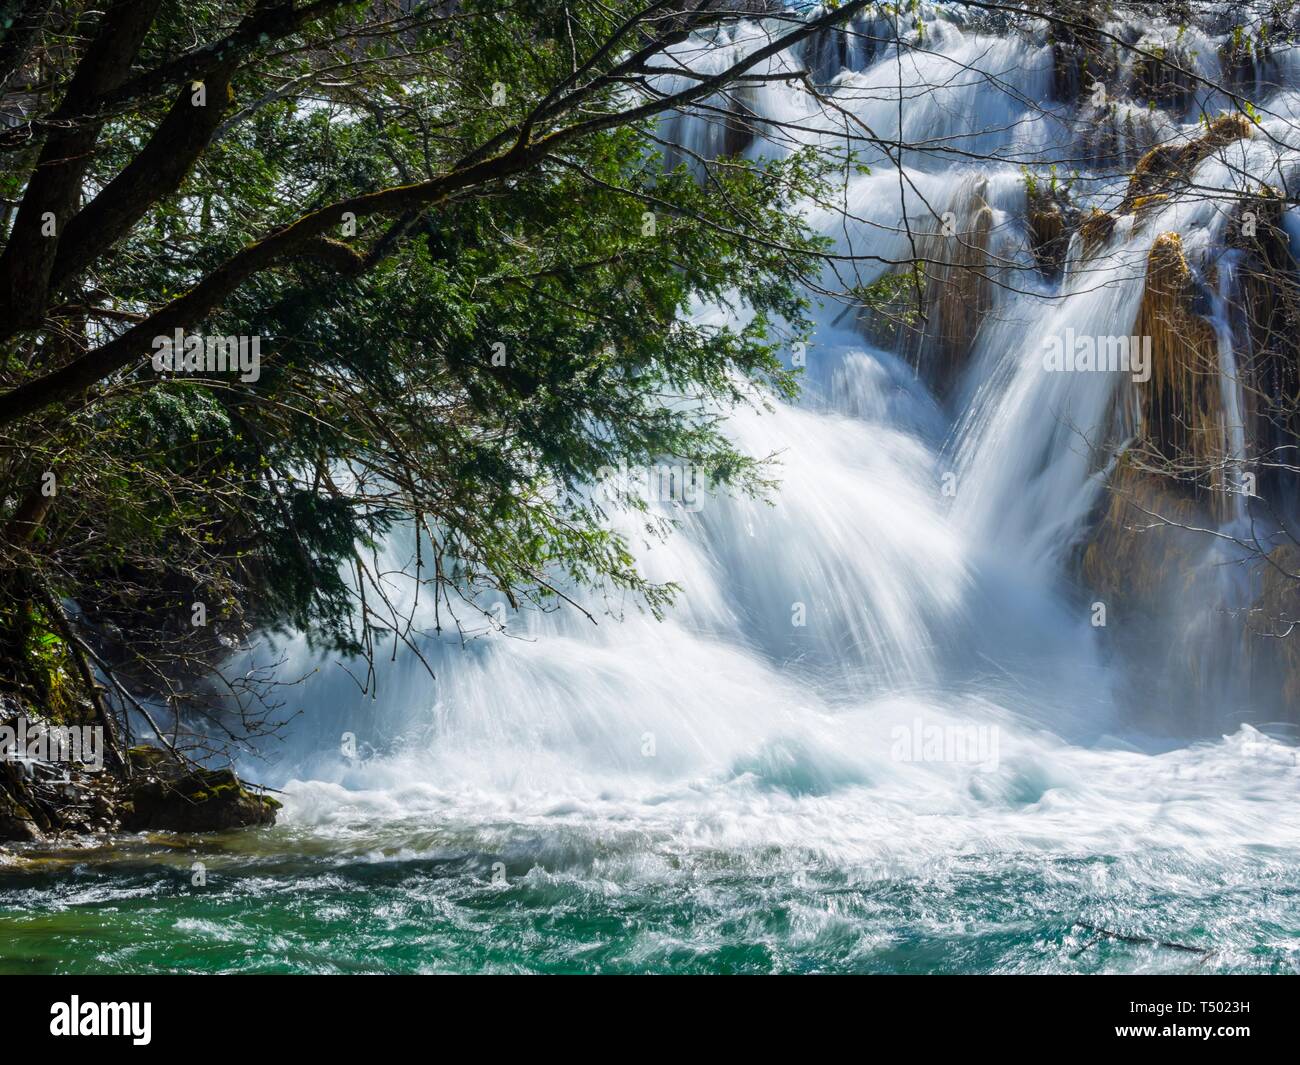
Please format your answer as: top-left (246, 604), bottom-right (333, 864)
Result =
top-left (1231, 187), bottom-right (1300, 501)
top-left (908, 183), bottom-right (996, 395)
top-left (1081, 233), bottom-right (1234, 716)
top-left (1079, 148), bottom-right (1300, 724)
top-left (854, 174), bottom-right (1000, 397)
top-left (1133, 231), bottom-right (1234, 512)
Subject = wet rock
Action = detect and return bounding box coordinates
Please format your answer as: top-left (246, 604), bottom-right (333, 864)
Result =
top-left (1244, 545), bottom-right (1300, 710)
top-left (0, 752), bottom-right (52, 843)
top-left (1226, 187), bottom-right (1300, 503)
top-left (890, 174), bottom-right (996, 396)
top-left (1048, 8), bottom-right (1119, 105)
top-left (1078, 198), bottom-right (1300, 725)
top-left (1082, 456), bottom-right (1206, 616)
top-left (1078, 208), bottom-right (1117, 254)
top-left (126, 744), bottom-right (173, 774)
top-left (1, 729), bottom-right (279, 844)
top-left (1130, 44), bottom-right (1200, 113)
top-left (1025, 179), bottom-right (1079, 280)
top-left (0, 787), bottom-right (43, 843)
top-left (1120, 113), bottom-right (1253, 213)
top-left (124, 767), bottom-right (279, 833)
top-left (1132, 231), bottom-right (1233, 514)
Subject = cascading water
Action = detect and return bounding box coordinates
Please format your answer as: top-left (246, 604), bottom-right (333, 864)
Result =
top-left (5, 4), bottom-right (1300, 974)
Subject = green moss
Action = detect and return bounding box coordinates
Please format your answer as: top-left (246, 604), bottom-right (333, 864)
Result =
top-left (127, 746), bottom-right (171, 772)
top-left (0, 599), bottom-right (81, 724)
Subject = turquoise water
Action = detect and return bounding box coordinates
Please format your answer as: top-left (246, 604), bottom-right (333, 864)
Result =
top-left (3, 839), bottom-right (1296, 974)
top-left (3, 728), bottom-right (1299, 975)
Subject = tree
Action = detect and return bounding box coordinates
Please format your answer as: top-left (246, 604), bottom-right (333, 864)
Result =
top-left (0, 0), bottom-right (874, 758)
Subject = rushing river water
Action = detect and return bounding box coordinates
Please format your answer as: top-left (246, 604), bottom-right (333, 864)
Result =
top-left (3, 3), bottom-right (1300, 974)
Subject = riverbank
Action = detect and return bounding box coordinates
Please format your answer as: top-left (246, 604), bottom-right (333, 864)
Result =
top-left (1, 697), bottom-right (279, 846)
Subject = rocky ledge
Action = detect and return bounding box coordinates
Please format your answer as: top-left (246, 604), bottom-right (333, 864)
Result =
top-left (0, 729), bottom-right (280, 845)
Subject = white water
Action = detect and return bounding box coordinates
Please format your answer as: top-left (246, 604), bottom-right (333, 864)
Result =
top-left (242, 7), bottom-right (1300, 965)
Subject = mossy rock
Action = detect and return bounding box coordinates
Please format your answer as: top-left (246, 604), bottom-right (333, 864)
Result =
top-left (1119, 114), bottom-right (1254, 214)
top-left (127, 745), bottom-right (176, 775)
top-left (124, 767), bottom-right (279, 833)
top-left (1079, 209), bottom-right (1116, 252)
top-left (1028, 203), bottom-right (1068, 278)
top-left (0, 790), bottom-right (44, 843)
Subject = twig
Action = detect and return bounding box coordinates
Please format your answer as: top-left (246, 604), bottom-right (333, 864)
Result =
top-left (1071, 922), bottom-right (1213, 958)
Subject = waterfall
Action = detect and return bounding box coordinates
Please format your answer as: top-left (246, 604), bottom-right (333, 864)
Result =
top-left (10, 3), bottom-right (1300, 980)
top-left (220, 8), bottom-right (1300, 969)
